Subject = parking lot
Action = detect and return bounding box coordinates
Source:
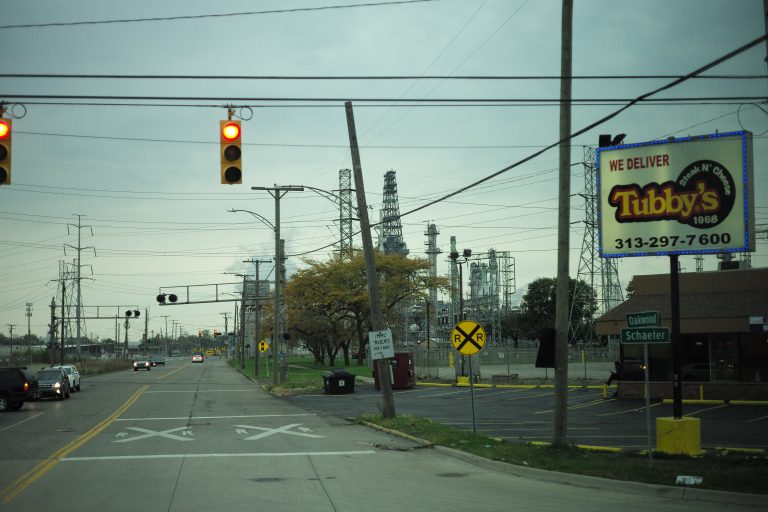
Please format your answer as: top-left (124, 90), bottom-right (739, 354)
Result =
top-left (285, 381), bottom-right (768, 451)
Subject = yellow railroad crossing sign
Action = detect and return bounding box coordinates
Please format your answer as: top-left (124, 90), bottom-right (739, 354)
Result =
top-left (258, 340), bottom-right (270, 353)
top-left (451, 320), bottom-right (486, 356)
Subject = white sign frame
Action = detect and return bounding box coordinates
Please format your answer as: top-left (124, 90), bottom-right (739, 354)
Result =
top-left (369, 328), bottom-right (394, 360)
top-left (597, 131), bottom-right (755, 257)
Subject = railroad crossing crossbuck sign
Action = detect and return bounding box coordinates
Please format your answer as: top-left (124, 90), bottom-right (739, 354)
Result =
top-left (451, 320), bottom-right (487, 356)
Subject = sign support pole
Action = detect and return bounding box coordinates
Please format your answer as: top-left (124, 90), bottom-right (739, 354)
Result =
top-left (644, 342), bottom-right (653, 467)
top-left (468, 356), bottom-right (477, 433)
top-left (670, 255), bottom-right (683, 419)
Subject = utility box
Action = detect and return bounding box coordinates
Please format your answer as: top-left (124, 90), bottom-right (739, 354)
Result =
top-left (374, 352), bottom-right (416, 390)
top-left (322, 369), bottom-right (356, 394)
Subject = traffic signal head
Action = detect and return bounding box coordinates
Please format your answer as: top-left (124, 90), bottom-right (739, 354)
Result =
top-left (0, 118), bottom-right (12, 186)
top-left (220, 119), bottom-right (242, 184)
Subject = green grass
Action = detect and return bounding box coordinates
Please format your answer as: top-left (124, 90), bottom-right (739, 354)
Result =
top-left (230, 355), bottom-right (372, 395)
top-left (358, 414), bottom-right (768, 496)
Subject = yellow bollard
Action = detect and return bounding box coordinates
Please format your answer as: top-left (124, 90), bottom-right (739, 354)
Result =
top-left (449, 351), bottom-right (454, 368)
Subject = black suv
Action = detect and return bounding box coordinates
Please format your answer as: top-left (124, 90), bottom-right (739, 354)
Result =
top-left (0, 367), bottom-right (37, 412)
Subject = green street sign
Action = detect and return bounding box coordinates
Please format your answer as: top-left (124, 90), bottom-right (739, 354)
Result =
top-left (621, 327), bottom-right (669, 344)
top-left (625, 311), bottom-right (659, 327)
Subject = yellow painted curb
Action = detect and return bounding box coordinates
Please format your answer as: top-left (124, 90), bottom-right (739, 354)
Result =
top-left (416, 382), bottom-right (452, 387)
top-left (730, 400), bottom-right (768, 406)
top-left (575, 444), bottom-right (621, 453)
top-left (662, 399), bottom-right (725, 405)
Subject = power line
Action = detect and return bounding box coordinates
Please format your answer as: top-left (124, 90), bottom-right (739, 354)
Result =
top-left (0, 0), bottom-right (443, 29)
top-left (1, 93), bottom-right (764, 103)
top-left (395, 33), bottom-right (768, 221)
top-left (2, 73), bottom-right (765, 80)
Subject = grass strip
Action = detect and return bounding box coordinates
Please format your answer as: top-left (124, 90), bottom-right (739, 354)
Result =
top-left (357, 413), bottom-right (768, 496)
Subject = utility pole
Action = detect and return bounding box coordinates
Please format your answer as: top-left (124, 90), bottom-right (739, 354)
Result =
top-left (49, 298), bottom-right (56, 364)
top-left (251, 185), bottom-right (304, 385)
top-left (161, 315), bottom-right (170, 355)
top-left (345, 101), bottom-right (396, 418)
top-left (243, 258), bottom-right (270, 377)
top-left (25, 302), bottom-right (32, 365)
top-left (553, 0), bottom-right (573, 448)
top-left (143, 308), bottom-right (149, 354)
top-left (60, 281), bottom-right (66, 365)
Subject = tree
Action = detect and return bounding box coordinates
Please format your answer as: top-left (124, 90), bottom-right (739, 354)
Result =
top-left (284, 250), bottom-right (449, 366)
top-left (518, 277), bottom-right (597, 341)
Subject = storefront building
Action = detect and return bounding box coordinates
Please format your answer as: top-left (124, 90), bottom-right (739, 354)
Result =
top-left (595, 267), bottom-right (768, 399)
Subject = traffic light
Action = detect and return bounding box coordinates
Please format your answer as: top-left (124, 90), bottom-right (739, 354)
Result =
top-left (0, 117), bottom-right (11, 185)
top-left (220, 119), bottom-right (242, 184)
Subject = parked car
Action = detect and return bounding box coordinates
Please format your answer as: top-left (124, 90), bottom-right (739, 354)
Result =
top-left (149, 356), bottom-right (166, 367)
top-left (0, 367), bottom-right (37, 412)
top-left (192, 354), bottom-right (204, 363)
top-left (36, 368), bottom-right (71, 400)
top-left (51, 364), bottom-right (81, 392)
top-left (133, 359), bottom-right (151, 371)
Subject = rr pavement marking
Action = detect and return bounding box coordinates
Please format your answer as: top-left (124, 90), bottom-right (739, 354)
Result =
top-left (234, 423), bottom-right (324, 441)
top-left (114, 426), bottom-right (193, 443)
top-left (61, 451), bottom-right (376, 462)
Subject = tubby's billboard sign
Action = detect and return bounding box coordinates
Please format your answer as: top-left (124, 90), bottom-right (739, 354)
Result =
top-left (597, 131), bottom-right (755, 258)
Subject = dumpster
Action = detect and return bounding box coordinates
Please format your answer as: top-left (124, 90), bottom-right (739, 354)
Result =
top-left (373, 352), bottom-right (415, 390)
top-left (322, 369), bottom-right (356, 394)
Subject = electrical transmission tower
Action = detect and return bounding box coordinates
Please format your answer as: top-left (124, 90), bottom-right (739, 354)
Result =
top-left (65, 214), bottom-right (95, 355)
top-left (378, 170), bottom-right (409, 256)
top-left (571, 146), bottom-right (624, 345)
top-left (338, 169), bottom-right (354, 261)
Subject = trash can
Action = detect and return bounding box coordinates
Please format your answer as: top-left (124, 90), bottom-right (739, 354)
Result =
top-left (322, 369), bottom-right (356, 394)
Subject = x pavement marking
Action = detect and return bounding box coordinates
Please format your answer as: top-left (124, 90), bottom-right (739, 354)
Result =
top-left (234, 423), bottom-right (324, 441)
top-left (114, 426), bottom-right (193, 443)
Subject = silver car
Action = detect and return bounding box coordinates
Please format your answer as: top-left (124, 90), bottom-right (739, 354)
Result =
top-left (51, 365), bottom-right (81, 392)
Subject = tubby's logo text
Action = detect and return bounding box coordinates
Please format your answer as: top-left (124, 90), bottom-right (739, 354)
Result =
top-left (606, 160), bottom-right (735, 228)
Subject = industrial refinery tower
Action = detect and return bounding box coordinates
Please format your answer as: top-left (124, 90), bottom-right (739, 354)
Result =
top-left (378, 170), bottom-right (409, 256)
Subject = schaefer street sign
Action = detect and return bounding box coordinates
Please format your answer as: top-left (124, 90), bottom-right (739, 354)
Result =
top-left (620, 327), bottom-right (669, 344)
top-left (597, 131), bottom-right (755, 258)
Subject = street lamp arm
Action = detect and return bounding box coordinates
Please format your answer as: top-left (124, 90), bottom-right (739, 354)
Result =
top-left (228, 209), bottom-right (275, 231)
top-left (302, 185), bottom-right (360, 216)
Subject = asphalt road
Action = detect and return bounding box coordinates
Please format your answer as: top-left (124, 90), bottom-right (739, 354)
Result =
top-left (0, 358), bottom-right (764, 512)
top-left (285, 379), bottom-right (768, 451)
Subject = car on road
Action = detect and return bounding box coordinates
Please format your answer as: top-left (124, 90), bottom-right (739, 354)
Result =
top-left (36, 368), bottom-right (71, 400)
top-left (0, 367), bottom-right (37, 412)
top-left (192, 354), bottom-right (204, 363)
top-left (133, 358), bottom-right (152, 371)
top-left (149, 355), bottom-right (166, 367)
top-left (51, 364), bottom-right (81, 392)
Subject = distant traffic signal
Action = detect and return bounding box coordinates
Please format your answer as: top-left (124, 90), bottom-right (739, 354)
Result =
top-left (156, 293), bottom-right (178, 304)
top-left (0, 117), bottom-right (12, 185)
top-left (220, 120), bottom-right (242, 184)
top-left (125, 310), bottom-right (141, 318)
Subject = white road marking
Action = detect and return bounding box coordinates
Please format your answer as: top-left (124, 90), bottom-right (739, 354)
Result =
top-left (61, 451), bottom-right (376, 462)
top-left (234, 423), bottom-right (324, 441)
top-left (0, 412), bottom-right (44, 432)
top-left (116, 413), bottom-right (315, 422)
top-left (114, 426), bottom-right (194, 443)
top-left (144, 389), bottom-right (253, 393)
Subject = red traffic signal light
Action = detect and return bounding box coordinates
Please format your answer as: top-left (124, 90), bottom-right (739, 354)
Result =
top-left (0, 118), bottom-right (12, 186)
top-left (220, 120), bottom-right (242, 185)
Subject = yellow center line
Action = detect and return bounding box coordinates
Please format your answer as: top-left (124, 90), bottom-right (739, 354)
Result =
top-left (156, 363), bottom-right (191, 380)
top-left (0, 385), bottom-right (149, 504)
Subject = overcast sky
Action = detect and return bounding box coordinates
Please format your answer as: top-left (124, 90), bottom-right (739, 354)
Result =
top-left (1, 0), bottom-right (766, 343)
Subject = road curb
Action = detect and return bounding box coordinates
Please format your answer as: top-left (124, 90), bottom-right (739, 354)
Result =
top-left (430, 444), bottom-right (768, 507)
top-left (350, 417), bottom-right (768, 507)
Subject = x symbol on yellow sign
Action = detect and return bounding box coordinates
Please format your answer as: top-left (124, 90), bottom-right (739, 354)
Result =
top-left (451, 321), bottom-right (486, 356)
